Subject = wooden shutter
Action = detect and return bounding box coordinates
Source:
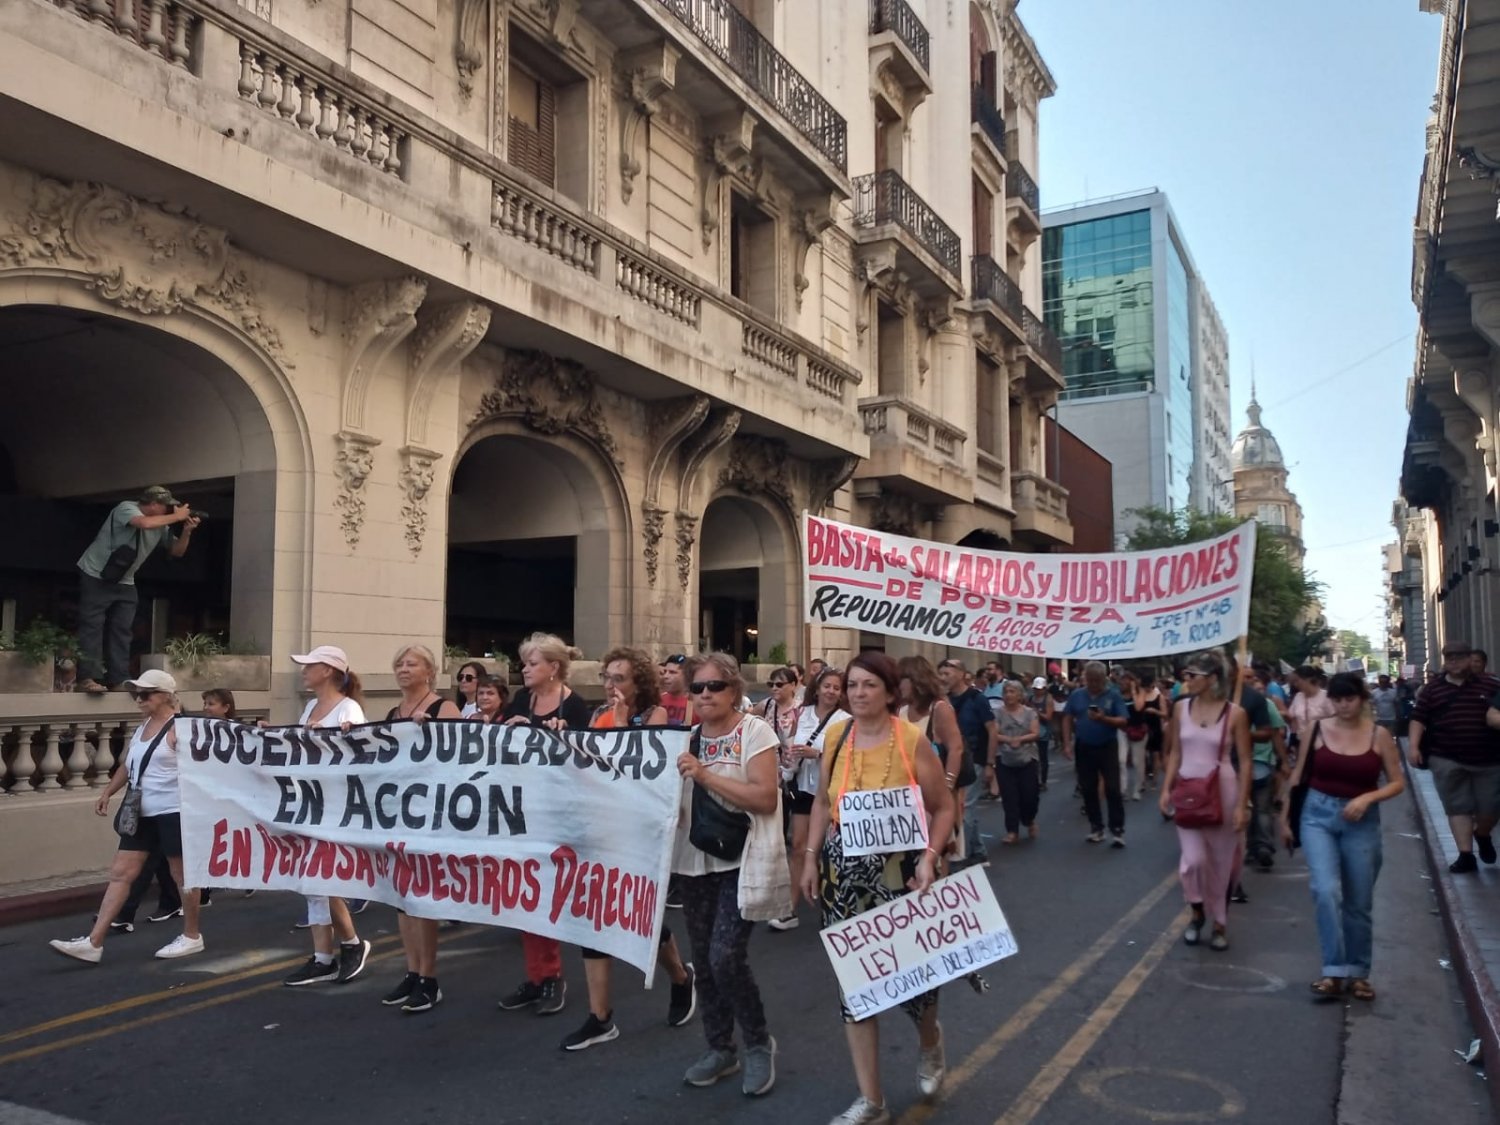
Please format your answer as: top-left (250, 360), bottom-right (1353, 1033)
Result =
top-left (506, 68), bottom-right (556, 187)
top-left (973, 176), bottom-right (993, 257)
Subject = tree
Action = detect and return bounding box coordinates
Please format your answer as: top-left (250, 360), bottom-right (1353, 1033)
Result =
top-left (1336, 630), bottom-right (1373, 661)
top-left (1124, 506), bottom-right (1331, 665)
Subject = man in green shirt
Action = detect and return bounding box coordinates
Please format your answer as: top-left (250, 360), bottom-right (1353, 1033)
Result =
top-left (1246, 668), bottom-right (1289, 868)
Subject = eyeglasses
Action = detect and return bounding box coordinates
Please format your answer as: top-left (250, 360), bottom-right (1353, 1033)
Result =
top-left (769, 679), bottom-right (792, 688)
top-left (457, 673), bottom-right (477, 682)
top-left (690, 680), bottom-right (730, 695)
top-left (132, 690), bottom-right (159, 701)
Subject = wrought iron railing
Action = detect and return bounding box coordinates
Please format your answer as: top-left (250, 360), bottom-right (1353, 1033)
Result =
top-left (870, 0), bottom-right (930, 73)
top-left (654, 0), bottom-right (847, 171)
top-left (1022, 306), bottom-right (1062, 371)
top-left (1007, 160), bottom-right (1040, 214)
top-left (852, 170), bottom-right (961, 278)
top-left (972, 254), bottom-right (1022, 323)
top-left (970, 85), bottom-right (1005, 154)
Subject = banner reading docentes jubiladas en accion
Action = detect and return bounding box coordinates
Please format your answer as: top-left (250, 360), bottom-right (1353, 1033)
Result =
top-left (179, 718), bottom-right (684, 978)
top-left (803, 513), bottom-right (1256, 660)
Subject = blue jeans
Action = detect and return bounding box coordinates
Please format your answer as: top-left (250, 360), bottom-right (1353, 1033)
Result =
top-left (964, 774), bottom-right (988, 857)
top-left (1300, 789), bottom-right (1383, 979)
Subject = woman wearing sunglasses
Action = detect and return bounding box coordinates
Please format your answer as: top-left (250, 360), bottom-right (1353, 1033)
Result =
top-left (752, 667), bottom-right (801, 745)
top-left (674, 652), bottom-right (784, 1098)
top-left (453, 660), bottom-right (486, 716)
top-left (50, 669), bottom-right (205, 964)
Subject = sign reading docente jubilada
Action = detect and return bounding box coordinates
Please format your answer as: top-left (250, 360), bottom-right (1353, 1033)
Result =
top-left (803, 512), bottom-right (1256, 660)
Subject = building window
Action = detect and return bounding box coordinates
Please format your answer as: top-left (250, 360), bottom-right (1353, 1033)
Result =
top-left (730, 191), bottom-right (778, 316)
top-left (506, 30), bottom-right (590, 202)
top-left (1257, 503), bottom-right (1286, 529)
top-left (507, 63), bottom-right (555, 186)
top-left (876, 299), bottom-right (907, 397)
top-left (875, 98), bottom-right (903, 175)
top-left (973, 176), bottom-right (994, 258)
top-left (976, 353), bottom-right (999, 456)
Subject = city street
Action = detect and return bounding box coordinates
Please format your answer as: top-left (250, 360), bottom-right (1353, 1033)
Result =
top-left (2, 763), bottom-right (1488, 1125)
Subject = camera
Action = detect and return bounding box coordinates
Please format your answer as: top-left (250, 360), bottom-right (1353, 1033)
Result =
top-left (171, 503), bottom-right (208, 521)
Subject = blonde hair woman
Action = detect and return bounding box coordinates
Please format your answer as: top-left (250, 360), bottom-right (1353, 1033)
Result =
top-left (497, 632), bottom-right (592, 1018)
top-left (380, 643), bottom-right (461, 1014)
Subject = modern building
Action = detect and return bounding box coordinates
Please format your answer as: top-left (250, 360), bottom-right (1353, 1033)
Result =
top-left (1398, 0), bottom-right (1500, 663)
top-left (1231, 390), bottom-right (1304, 566)
top-left (1041, 189), bottom-right (1232, 539)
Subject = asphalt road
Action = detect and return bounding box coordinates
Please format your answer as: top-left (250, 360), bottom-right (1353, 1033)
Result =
top-left (1, 761), bottom-right (1491, 1125)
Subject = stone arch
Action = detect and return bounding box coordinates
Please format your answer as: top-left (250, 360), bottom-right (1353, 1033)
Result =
top-left (698, 489), bottom-right (800, 663)
top-left (0, 272), bottom-right (314, 680)
top-left (447, 419), bottom-right (632, 660)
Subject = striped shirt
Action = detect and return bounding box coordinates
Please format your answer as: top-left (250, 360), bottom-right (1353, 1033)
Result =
top-left (1411, 674), bottom-right (1500, 766)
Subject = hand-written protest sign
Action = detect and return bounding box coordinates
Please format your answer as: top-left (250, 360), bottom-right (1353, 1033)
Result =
top-left (178, 719), bottom-right (685, 978)
top-left (820, 867), bottom-right (1017, 1020)
top-left (838, 786), bottom-right (928, 858)
top-left (804, 512), bottom-right (1256, 661)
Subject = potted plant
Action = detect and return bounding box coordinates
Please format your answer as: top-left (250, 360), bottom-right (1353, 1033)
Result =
top-left (0, 619), bottom-right (75, 692)
top-left (141, 632), bottom-right (271, 691)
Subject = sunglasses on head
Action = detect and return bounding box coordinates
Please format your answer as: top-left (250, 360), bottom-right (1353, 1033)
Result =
top-left (690, 679), bottom-right (730, 695)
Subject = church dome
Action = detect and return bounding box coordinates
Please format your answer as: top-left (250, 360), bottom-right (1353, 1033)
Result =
top-left (1231, 395), bottom-right (1284, 470)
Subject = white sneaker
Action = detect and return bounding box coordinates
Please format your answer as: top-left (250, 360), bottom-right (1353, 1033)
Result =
top-left (767, 915), bottom-right (800, 932)
top-left (917, 1022), bottom-right (946, 1097)
top-left (155, 933), bottom-right (205, 959)
top-left (830, 1096), bottom-right (891, 1125)
top-left (50, 936), bottom-right (102, 964)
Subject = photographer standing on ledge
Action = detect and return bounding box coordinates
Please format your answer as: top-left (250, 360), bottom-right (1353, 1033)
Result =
top-left (76, 486), bottom-right (199, 695)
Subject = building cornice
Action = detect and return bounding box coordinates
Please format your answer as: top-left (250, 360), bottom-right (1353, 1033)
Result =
top-left (1002, 2), bottom-right (1057, 107)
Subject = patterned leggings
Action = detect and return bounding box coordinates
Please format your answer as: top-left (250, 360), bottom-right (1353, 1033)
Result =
top-left (679, 868), bottom-right (769, 1052)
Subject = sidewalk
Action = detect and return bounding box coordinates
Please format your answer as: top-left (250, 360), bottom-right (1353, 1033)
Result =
top-left (0, 871), bottom-right (106, 927)
top-left (1408, 763), bottom-right (1500, 1120)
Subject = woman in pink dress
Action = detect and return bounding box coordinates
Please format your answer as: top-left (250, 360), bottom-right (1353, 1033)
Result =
top-left (1159, 650), bottom-right (1253, 951)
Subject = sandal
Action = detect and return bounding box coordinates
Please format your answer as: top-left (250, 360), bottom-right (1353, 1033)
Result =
top-left (1309, 977), bottom-right (1344, 999)
top-left (1348, 979), bottom-right (1375, 1001)
top-left (1002, 833), bottom-right (1020, 845)
top-left (1027, 822), bottom-right (1039, 839)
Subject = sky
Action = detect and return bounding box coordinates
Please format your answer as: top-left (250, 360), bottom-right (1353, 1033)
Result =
top-left (1021, 0), bottom-right (1439, 646)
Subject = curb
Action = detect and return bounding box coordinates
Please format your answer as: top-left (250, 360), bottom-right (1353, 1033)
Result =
top-left (1406, 763), bottom-right (1500, 1121)
top-left (0, 883), bottom-right (105, 929)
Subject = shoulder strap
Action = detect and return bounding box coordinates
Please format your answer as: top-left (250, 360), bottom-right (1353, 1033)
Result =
top-left (826, 718), bottom-right (854, 777)
top-left (1217, 702), bottom-right (1232, 762)
top-left (807, 707), bottom-right (836, 743)
top-left (132, 718), bottom-right (174, 787)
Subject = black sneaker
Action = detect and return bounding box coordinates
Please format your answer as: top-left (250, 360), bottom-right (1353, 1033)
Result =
top-left (109, 921), bottom-right (134, 934)
top-left (1478, 834), bottom-right (1498, 864)
top-left (668, 963), bottom-right (697, 1027)
top-left (199, 890), bottom-right (213, 907)
top-left (497, 980), bottom-right (542, 1011)
top-left (1451, 852), bottom-right (1480, 874)
top-left (560, 1011), bottom-right (619, 1051)
top-left (148, 907), bottom-right (183, 923)
top-left (401, 976), bottom-right (442, 1013)
top-left (284, 956), bottom-right (340, 987)
top-left (347, 899), bottom-right (370, 915)
top-left (666, 886), bottom-right (684, 910)
top-left (337, 938), bottom-right (371, 983)
top-left (382, 971), bottom-right (420, 1006)
top-left (535, 976), bottom-right (566, 1016)
top-left (1230, 884), bottom-right (1249, 904)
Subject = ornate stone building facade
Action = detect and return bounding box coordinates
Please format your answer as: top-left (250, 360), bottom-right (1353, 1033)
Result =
top-left (0, 0), bottom-right (1067, 722)
top-left (1231, 391), bottom-right (1304, 566)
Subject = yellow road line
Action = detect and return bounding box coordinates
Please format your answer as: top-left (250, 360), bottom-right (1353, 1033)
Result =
top-left (0, 933), bottom-right (407, 1047)
top-left (898, 869), bottom-right (1179, 1125)
top-left (993, 911), bottom-right (1184, 1125)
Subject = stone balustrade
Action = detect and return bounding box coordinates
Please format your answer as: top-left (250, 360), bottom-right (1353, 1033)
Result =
top-left (742, 322), bottom-right (798, 376)
top-left (53, 0), bottom-right (197, 69)
top-left (859, 395), bottom-right (965, 465)
top-left (1012, 470), bottom-right (1069, 520)
top-left (617, 250), bottom-right (701, 327)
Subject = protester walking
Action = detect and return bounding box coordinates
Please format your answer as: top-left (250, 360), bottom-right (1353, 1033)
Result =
top-left (1119, 671), bottom-right (1150, 801)
top-left (498, 633), bottom-right (593, 1016)
top-left (380, 643), bottom-right (462, 1013)
top-left (1282, 673), bottom-right (1405, 1000)
top-left (994, 681), bottom-right (1041, 844)
top-left (937, 660), bottom-right (997, 860)
top-left (897, 657), bottom-right (968, 864)
top-left (1289, 665), bottom-right (1335, 753)
top-left (561, 646), bottom-right (698, 1052)
top-left (282, 646), bottom-right (372, 988)
top-left (1244, 666), bottom-right (1289, 869)
top-left (752, 667), bottom-right (801, 743)
top-left (1027, 678), bottom-right (1055, 791)
top-left (1060, 662), bottom-right (1130, 847)
top-left (50, 670), bottom-right (204, 963)
top-left (800, 652), bottom-right (956, 1125)
top-left (659, 653), bottom-right (696, 727)
top-left (1159, 651), bottom-right (1252, 951)
top-left (674, 652), bottom-right (786, 1097)
top-left (1411, 640), bottom-right (1500, 872)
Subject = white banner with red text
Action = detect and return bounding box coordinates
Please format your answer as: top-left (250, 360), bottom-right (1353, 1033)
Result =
top-left (178, 718), bottom-right (685, 978)
top-left (804, 512), bottom-right (1256, 660)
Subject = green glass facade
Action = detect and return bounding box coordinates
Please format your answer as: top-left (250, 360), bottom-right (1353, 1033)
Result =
top-left (1164, 239), bottom-right (1194, 511)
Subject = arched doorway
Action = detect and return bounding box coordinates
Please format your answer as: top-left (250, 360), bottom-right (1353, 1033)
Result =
top-left (698, 495), bottom-right (796, 663)
top-left (446, 431), bottom-right (622, 660)
top-left (0, 303), bottom-right (287, 665)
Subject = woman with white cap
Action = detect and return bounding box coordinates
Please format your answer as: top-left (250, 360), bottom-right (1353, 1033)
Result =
top-left (1027, 677), bottom-right (1056, 792)
top-left (48, 669), bottom-right (205, 964)
top-left (281, 645), bottom-right (373, 988)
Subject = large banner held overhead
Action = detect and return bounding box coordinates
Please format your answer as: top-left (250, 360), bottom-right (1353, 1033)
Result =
top-left (804, 512), bottom-right (1256, 661)
top-left (179, 719), bottom-right (685, 978)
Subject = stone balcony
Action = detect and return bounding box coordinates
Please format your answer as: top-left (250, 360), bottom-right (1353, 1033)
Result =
top-left (1019, 306), bottom-right (1065, 393)
top-left (975, 449), bottom-right (1012, 515)
top-left (1011, 470), bottom-right (1072, 546)
top-left (856, 394), bottom-right (971, 505)
top-left (970, 253), bottom-right (1025, 346)
top-left (4, 0), bottom-right (865, 457)
top-left (851, 169), bottom-right (963, 298)
top-left (1006, 158), bottom-right (1041, 239)
top-left (869, 0), bottom-right (932, 106)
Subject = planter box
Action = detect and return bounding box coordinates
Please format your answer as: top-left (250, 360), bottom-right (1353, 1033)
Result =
top-left (140, 654), bottom-right (271, 692)
top-left (0, 652), bottom-right (53, 693)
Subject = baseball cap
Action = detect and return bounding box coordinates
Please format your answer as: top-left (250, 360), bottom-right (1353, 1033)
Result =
top-left (124, 668), bottom-right (178, 694)
top-left (661, 654), bottom-right (688, 666)
top-left (292, 645), bottom-right (351, 673)
top-left (1032, 676), bottom-right (1047, 690)
top-left (139, 485), bottom-right (178, 506)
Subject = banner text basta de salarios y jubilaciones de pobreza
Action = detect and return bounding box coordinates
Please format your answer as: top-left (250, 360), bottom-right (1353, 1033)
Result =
top-left (803, 513), bottom-right (1256, 660)
top-left (178, 718), bottom-right (684, 979)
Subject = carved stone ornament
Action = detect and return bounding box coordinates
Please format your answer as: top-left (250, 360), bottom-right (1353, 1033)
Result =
top-left (619, 44), bottom-right (679, 204)
top-left (472, 347), bottom-right (620, 465)
top-left (0, 171), bottom-right (291, 366)
top-left (521, 0), bottom-right (583, 53)
top-left (791, 194), bottom-right (838, 311)
top-left (717, 434), bottom-right (795, 512)
top-left (869, 491), bottom-right (925, 538)
top-left (455, 0), bottom-right (487, 102)
top-left (674, 511), bottom-right (699, 591)
top-left (398, 444), bottom-right (442, 557)
top-left (342, 276), bottom-right (426, 432)
top-left (333, 431), bottom-right (381, 548)
top-left (642, 500), bottom-right (666, 587)
top-left (698, 115), bottom-right (756, 250)
top-left (407, 299), bottom-right (491, 447)
top-left (809, 454), bottom-right (861, 515)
